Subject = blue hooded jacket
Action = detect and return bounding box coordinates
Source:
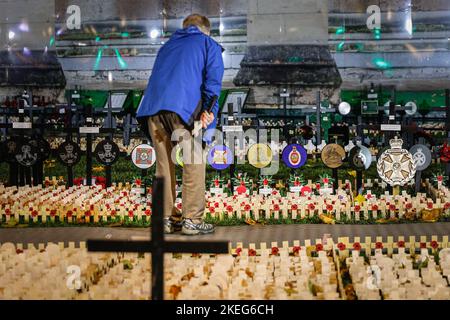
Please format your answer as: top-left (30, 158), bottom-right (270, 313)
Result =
top-left (137, 26), bottom-right (224, 142)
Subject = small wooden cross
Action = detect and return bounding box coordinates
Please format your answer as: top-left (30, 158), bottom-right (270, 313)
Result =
top-left (87, 178), bottom-right (230, 300)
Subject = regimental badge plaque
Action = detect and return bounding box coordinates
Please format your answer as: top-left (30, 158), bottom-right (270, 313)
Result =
top-left (349, 145), bottom-right (372, 170)
top-left (207, 145), bottom-right (233, 170)
top-left (5, 139), bottom-right (19, 163)
top-left (29, 138), bottom-right (51, 161)
top-left (321, 144), bottom-right (346, 169)
top-left (131, 144), bottom-right (156, 169)
top-left (282, 144), bottom-right (307, 169)
top-left (300, 125), bottom-right (314, 140)
top-left (248, 143), bottom-right (273, 169)
top-left (409, 144), bottom-right (432, 171)
top-left (57, 141), bottom-right (81, 167)
top-left (15, 140), bottom-right (38, 167)
top-left (95, 139), bottom-right (120, 166)
top-left (377, 137), bottom-right (416, 186)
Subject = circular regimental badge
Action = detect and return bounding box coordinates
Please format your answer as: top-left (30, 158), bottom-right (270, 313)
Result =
top-left (439, 143), bottom-right (450, 163)
top-left (95, 139), bottom-right (120, 166)
top-left (349, 145), bottom-right (372, 170)
top-left (248, 143), bottom-right (273, 169)
top-left (377, 137), bottom-right (416, 186)
top-left (282, 144), bottom-right (307, 169)
top-left (174, 145), bottom-right (184, 167)
top-left (15, 140), bottom-right (39, 167)
top-left (207, 145), bottom-right (233, 170)
top-left (409, 144), bottom-right (432, 171)
top-left (29, 138), bottom-right (51, 161)
top-left (4, 139), bottom-right (19, 163)
top-left (57, 141), bottom-right (82, 167)
top-left (300, 125), bottom-right (314, 140)
top-left (321, 144), bottom-right (346, 169)
top-left (131, 144), bottom-right (156, 169)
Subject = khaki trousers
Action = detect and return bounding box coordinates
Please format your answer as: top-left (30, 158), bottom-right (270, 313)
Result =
top-left (147, 112), bottom-right (206, 224)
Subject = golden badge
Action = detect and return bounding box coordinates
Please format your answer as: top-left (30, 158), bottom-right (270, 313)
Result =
top-left (248, 143), bottom-right (273, 169)
top-left (321, 144), bottom-right (346, 169)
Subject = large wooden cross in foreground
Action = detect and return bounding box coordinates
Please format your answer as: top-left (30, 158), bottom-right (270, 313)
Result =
top-left (87, 178), bottom-right (230, 300)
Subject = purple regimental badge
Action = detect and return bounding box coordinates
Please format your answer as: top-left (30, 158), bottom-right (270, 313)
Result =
top-left (207, 145), bottom-right (233, 170)
top-left (282, 144), bottom-right (307, 169)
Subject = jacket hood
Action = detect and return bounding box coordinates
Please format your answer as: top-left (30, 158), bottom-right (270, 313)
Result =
top-left (172, 26), bottom-right (204, 38)
top-left (171, 26), bottom-right (225, 52)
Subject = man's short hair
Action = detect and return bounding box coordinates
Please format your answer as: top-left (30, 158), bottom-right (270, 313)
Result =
top-left (183, 14), bottom-right (211, 34)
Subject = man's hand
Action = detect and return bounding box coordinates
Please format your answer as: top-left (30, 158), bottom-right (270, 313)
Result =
top-left (200, 111), bottom-right (215, 129)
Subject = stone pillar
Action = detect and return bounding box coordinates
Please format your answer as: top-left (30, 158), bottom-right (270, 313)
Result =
top-left (234, 0), bottom-right (341, 108)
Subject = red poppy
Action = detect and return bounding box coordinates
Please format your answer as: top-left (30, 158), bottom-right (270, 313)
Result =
top-left (406, 203), bottom-right (413, 210)
top-left (135, 179), bottom-right (142, 186)
top-left (315, 243), bottom-right (323, 251)
top-left (227, 205), bottom-right (233, 213)
top-left (445, 202), bottom-right (450, 210)
top-left (293, 246), bottom-right (301, 255)
top-left (110, 210), bottom-right (116, 217)
top-left (248, 249), bottom-right (256, 256)
top-left (300, 186), bottom-right (312, 196)
top-left (354, 205), bottom-right (361, 212)
top-left (214, 179), bottom-right (220, 187)
top-left (315, 183), bottom-right (321, 190)
top-left (437, 175), bottom-right (443, 182)
top-left (420, 242), bottom-right (427, 249)
top-left (326, 204), bottom-right (333, 212)
top-left (427, 202), bottom-right (433, 209)
top-left (294, 180), bottom-right (300, 187)
top-left (271, 247), bottom-right (279, 255)
top-left (397, 241), bottom-right (405, 248)
top-left (128, 211), bottom-right (134, 218)
top-left (431, 241), bottom-right (439, 249)
top-left (177, 203), bottom-right (182, 210)
top-left (244, 204), bottom-right (251, 211)
top-left (214, 202), bottom-right (219, 208)
top-left (366, 194), bottom-right (372, 199)
top-left (31, 210), bottom-right (38, 218)
top-left (291, 204), bottom-right (298, 211)
top-left (272, 190), bottom-right (277, 196)
top-left (5, 208), bottom-right (11, 215)
top-left (308, 203), bottom-right (315, 211)
top-left (235, 247), bottom-right (242, 256)
top-left (85, 210), bottom-right (91, 217)
top-left (67, 210), bottom-right (73, 218)
top-left (371, 204), bottom-right (378, 211)
top-left (353, 242), bottom-right (361, 251)
top-left (337, 243), bottom-right (346, 251)
top-left (50, 210), bottom-right (57, 217)
top-left (145, 209), bottom-right (151, 216)
top-left (209, 207), bottom-right (215, 213)
top-left (375, 242), bottom-right (383, 249)
top-left (263, 179), bottom-right (269, 186)
top-left (389, 204), bottom-right (396, 211)
top-left (323, 178), bottom-right (329, 184)
top-left (236, 185), bottom-right (247, 195)
top-left (273, 204), bottom-right (280, 211)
